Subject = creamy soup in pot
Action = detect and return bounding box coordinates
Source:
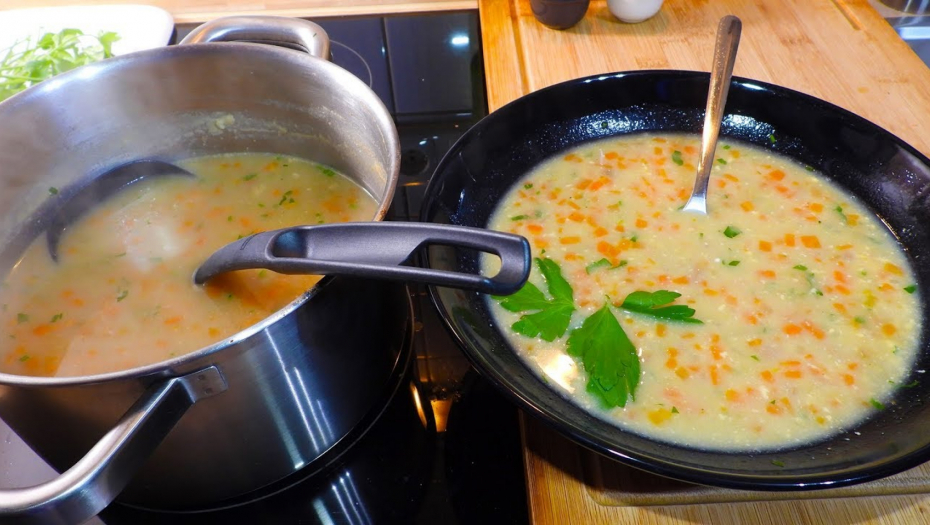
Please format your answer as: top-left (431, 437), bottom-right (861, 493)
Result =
top-left (486, 134), bottom-right (922, 451)
top-left (0, 153), bottom-right (377, 377)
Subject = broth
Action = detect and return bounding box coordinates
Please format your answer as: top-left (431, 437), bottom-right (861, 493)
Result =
top-left (0, 153), bottom-right (377, 377)
top-left (487, 134), bottom-right (922, 451)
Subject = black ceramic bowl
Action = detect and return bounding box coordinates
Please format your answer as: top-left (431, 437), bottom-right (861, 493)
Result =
top-left (421, 70), bottom-right (930, 490)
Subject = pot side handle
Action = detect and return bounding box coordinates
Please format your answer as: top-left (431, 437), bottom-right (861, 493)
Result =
top-left (0, 367), bottom-right (227, 525)
top-left (179, 16), bottom-right (331, 60)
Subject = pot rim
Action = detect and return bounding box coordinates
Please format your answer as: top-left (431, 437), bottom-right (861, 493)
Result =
top-left (0, 42), bottom-right (400, 387)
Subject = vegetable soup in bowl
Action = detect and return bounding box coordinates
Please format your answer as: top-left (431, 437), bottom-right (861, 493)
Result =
top-left (485, 133), bottom-right (920, 452)
top-left (422, 71), bottom-right (930, 490)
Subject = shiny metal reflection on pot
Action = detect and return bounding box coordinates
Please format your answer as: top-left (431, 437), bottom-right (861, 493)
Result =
top-left (0, 15), bottom-right (410, 524)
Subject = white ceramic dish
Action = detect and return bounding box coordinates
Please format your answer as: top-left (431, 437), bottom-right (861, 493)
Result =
top-left (0, 4), bottom-right (174, 56)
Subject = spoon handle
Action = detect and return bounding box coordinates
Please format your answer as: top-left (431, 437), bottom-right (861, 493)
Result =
top-left (683, 15), bottom-right (742, 214)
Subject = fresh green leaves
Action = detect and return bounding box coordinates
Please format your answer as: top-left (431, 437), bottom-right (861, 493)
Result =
top-left (496, 258), bottom-right (703, 409)
top-left (619, 290), bottom-right (702, 324)
top-left (671, 150), bottom-right (684, 166)
top-left (585, 258), bottom-right (627, 274)
top-left (567, 305), bottom-right (639, 408)
top-left (496, 258), bottom-right (574, 341)
top-left (723, 226), bottom-right (741, 238)
top-left (0, 29), bottom-right (120, 102)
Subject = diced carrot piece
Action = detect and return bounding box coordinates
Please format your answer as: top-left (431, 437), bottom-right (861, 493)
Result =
top-left (605, 151), bottom-right (619, 160)
top-left (568, 211), bottom-right (585, 222)
top-left (847, 214), bottom-right (859, 226)
top-left (635, 218), bottom-right (648, 228)
top-left (767, 404), bottom-right (783, 415)
top-left (675, 366), bottom-right (690, 379)
top-left (589, 176), bottom-right (611, 191)
top-left (593, 227), bottom-right (608, 237)
top-left (843, 374), bottom-right (855, 386)
top-left (710, 366), bottom-right (719, 385)
top-left (882, 323), bottom-right (897, 336)
top-left (560, 236), bottom-right (580, 245)
top-left (759, 240), bottom-right (772, 252)
top-left (803, 321), bottom-right (825, 340)
top-left (784, 370), bottom-right (803, 379)
top-left (575, 178), bottom-right (593, 190)
top-left (760, 370), bottom-right (775, 383)
top-left (783, 323), bottom-right (802, 335)
top-left (32, 324), bottom-right (53, 336)
top-left (808, 203), bottom-right (824, 212)
top-left (527, 224), bottom-right (543, 234)
top-left (747, 338), bottom-right (762, 347)
top-left (759, 270), bottom-right (776, 279)
top-left (884, 262), bottom-right (904, 276)
top-left (834, 284), bottom-right (851, 295)
top-left (768, 169), bottom-right (786, 181)
top-left (672, 276), bottom-right (689, 284)
top-left (725, 389), bottom-right (740, 402)
top-left (656, 324), bottom-right (667, 337)
top-left (648, 409), bottom-right (673, 425)
top-left (784, 233), bottom-right (796, 247)
top-left (800, 235), bottom-right (821, 248)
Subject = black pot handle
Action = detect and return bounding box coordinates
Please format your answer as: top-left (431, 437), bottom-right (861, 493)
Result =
top-left (179, 16), bottom-right (331, 60)
top-left (193, 222), bottom-right (532, 296)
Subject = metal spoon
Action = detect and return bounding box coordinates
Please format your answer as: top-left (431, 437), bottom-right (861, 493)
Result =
top-left (46, 160), bottom-right (195, 261)
top-left (194, 222), bottom-right (531, 296)
top-left (681, 15), bottom-right (742, 215)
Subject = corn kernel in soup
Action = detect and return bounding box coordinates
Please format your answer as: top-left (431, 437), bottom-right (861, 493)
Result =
top-left (0, 153), bottom-right (378, 377)
top-left (486, 134), bottom-right (921, 451)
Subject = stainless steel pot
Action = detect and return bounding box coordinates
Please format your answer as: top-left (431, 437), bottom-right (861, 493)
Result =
top-left (0, 16), bottom-right (407, 524)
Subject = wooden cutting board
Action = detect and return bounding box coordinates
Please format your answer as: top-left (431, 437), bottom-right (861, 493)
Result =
top-left (477, 0), bottom-right (930, 523)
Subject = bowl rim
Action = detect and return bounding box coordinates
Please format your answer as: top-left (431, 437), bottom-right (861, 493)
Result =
top-left (422, 69), bottom-right (930, 490)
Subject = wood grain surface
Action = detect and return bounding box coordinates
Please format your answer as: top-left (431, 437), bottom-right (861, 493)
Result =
top-left (478, 0), bottom-right (930, 523)
top-left (0, 0), bottom-right (475, 23)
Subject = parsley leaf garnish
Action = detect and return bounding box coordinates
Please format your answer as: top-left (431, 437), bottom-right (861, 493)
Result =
top-left (671, 150), bottom-right (684, 166)
top-left (723, 226), bottom-right (741, 238)
top-left (619, 290), bottom-right (702, 324)
top-left (585, 258), bottom-right (627, 274)
top-left (904, 284), bottom-right (917, 294)
top-left (567, 304), bottom-right (639, 408)
top-left (835, 205), bottom-right (847, 223)
top-left (495, 258), bottom-right (575, 341)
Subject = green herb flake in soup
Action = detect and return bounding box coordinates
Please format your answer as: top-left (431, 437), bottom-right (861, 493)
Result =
top-left (485, 134), bottom-right (922, 451)
top-left (0, 153), bottom-right (377, 377)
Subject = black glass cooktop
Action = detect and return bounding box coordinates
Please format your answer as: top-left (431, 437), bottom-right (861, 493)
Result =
top-left (0, 10), bottom-right (529, 525)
